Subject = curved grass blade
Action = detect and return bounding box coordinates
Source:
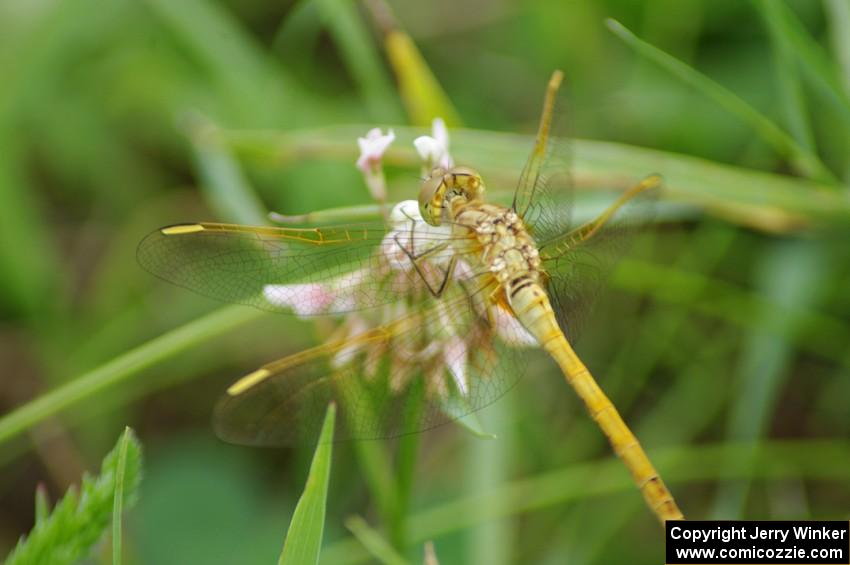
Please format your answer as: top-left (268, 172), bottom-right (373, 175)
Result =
top-left (606, 18), bottom-right (838, 184)
top-left (364, 0), bottom-right (462, 127)
top-left (345, 515), bottom-right (410, 565)
top-left (825, 0), bottom-right (850, 95)
top-left (183, 115), bottom-right (270, 226)
top-left (313, 0), bottom-right (402, 122)
top-left (278, 403), bottom-right (336, 565)
top-left (0, 305), bottom-right (262, 448)
top-left (753, 0), bottom-right (816, 156)
top-left (763, 0), bottom-right (850, 128)
top-left (224, 125), bottom-right (850, 232)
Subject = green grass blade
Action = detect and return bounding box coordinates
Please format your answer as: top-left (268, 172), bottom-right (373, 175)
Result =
top-left (712, 239), bottom-right (829, 518)
top-left (320, 439), bottom-right (850, 565)
top-left (423, 542), bottom-right (439, 565)
top-left (825, 0), bottom-right (850, 94)
top-left (225, 126), bottom-right (850, 231)
top-left (406, 440), bottom-right (850, 539)
top-left (278, 403), bottom-right (336, 565)
top-left (143, 0), bottom-right (306, 127)
top-left (345, 516), bottom-right (410, 565)
top-left (342, 367), bottom-right (400, 542)
top-left (313, 0), bottom-right (402, 122)
top-left (112, 426), bottom-right (133, 565)
top-left (391, 430), bottom-right (419, 550)
top-left (753, 0), bottom-right (817, 158)
top-left (0, 132), bottom-right (60, 319)
top-left (352, 441), bottom-right (398, 541)
top-left (613, 258), bottom-right (850, 368)
top-left (364, 0), bottom-right (462, 127)
top-left (0, 305), bottom-right (263, 448)
top-left (184, 115), bottom-right (269, 225)
top-left (606, 18), bottom-right (838, 184)
top-left (34, 484), bottom-right (49, 526)
top-left (4, 427), bottom-right (142, 565)
top-left (758, 1), bottom-right (850, 127)
top-left (465, 402), bottom-right (513, 565)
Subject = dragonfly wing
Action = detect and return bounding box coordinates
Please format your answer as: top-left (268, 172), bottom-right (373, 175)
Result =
top-left (543, 248), bottom-right (606, 343)
top-left (137, 220), bottom-right (472, 316)
top-left (213, 285), bottom-right (530, 446)
top-left (511, 70), bottom-right (574, 244)
top-left (540, 176), bottom-right (660, 343)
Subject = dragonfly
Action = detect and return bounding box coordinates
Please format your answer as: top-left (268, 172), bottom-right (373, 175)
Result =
top-left (137, 70), bottom-right (684, 523)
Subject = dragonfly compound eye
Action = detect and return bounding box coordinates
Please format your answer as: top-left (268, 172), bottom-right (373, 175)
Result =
top-left (418, 173), bottom-right (446, 226)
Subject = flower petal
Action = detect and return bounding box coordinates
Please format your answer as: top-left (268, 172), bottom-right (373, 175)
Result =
top-left (444, 336), bottom-right (469, 396)
top-left (413, 135), bottom-right (442, 164)
top-left (263, 283), bottom-right (336, 317)
top-left (356, 127), bottom-right (395, 172)
top-left (491, 304), bottom-right (539, 347)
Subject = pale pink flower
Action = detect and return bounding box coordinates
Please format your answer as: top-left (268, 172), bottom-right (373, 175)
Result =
top-left (261, 269), bottom-right (367, 317)
top-left (414, 118), bottom-right (453, 169)
top-left (356, 127), bottom-right (394, 203)
top-left (263, 283), bottom-right (336, 317)
top-left (331, 317), bottom-right (370, 369)
top-left (356, 127), bottom-right (395, 172)
top-left (443, 336), bottom-right (469, 396)
top-left (490, 304), bottom-right (538, 347)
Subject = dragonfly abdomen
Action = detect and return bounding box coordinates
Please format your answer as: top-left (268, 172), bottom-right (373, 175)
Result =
top-left (508, 281), bottom-right (563, 347)
top-left (509, 280), bottom-right (684, 522)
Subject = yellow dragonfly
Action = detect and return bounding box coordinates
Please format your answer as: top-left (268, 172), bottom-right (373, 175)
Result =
top-left (137, 71), bottom-right (684, 523)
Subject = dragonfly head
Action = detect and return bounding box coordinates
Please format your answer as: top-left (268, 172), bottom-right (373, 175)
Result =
top-left (418, 166), bottom-right (485, 226)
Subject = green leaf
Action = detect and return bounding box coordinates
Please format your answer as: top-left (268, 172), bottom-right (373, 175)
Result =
top-left (345, 515), bottom-right (410, 565)
top-left (34, 484), bottom-right (49, 526)
top-left (4, 427), bottom-right (143, 565)
top-left (112, 426), bottom-right (134, 565)
top-left (438, 396), bottom-right (496, 440)
top-left (278, 403), bottom-right (336, 565)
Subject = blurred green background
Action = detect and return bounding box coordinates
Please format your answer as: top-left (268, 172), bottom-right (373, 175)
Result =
top-left (2, 0), bottom-right (850, 563)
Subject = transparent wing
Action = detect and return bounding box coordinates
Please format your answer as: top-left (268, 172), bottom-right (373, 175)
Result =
top-left (511, 69), bottom-right (574, 244)
top-left (213, 281), bottom-right (531, 446)
top-left (540, 176), bottom-right (660, 343)
top-left (137, 220), bottom-right (476, 316)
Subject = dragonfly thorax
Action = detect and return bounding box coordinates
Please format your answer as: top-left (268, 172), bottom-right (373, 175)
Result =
top-left (454, 202), bottom-right (543, 290)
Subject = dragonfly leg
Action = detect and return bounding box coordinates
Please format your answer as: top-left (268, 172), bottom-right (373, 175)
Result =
top-left (419, 255), bottom-right (458, 298)
top-left (393, 235), bottom-right (457, 298)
